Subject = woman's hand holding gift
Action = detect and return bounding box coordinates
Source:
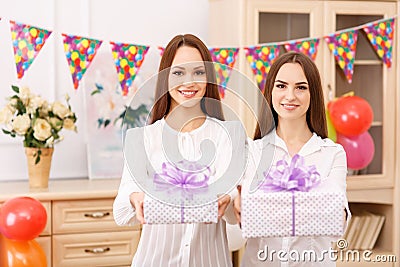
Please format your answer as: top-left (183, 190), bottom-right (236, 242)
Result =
top-left (233, 185), bottom-right (241, 226)
top-left (217, 194), bottom-right (231, 220)
top-left (130, 192), bottom-right (145, 224)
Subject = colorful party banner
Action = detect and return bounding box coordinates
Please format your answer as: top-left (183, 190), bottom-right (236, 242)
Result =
top-left (244, 45), bottom-right (280, 91)
top-left (324, 30), bottom-right (358, 83)
top-left (209, 47), bottom-right (239, 98)
top-left (362, 18), bottom-right (395, 68)
top-left (62, 34), bottom-right (102, 89)
top-left (109, 42), bottom-right (149, 95)
top-left (10, 21), bottom-right (52, 79)
top-left (284, 38), bottom-right (319, 61)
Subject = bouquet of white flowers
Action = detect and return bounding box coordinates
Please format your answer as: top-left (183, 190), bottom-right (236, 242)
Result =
top-left (0, 85), bottom-right (77, 163)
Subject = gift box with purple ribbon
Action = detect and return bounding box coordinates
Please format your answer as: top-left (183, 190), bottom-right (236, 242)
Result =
top-left (144, 160), bottom-right (218, 224)
top-left (241, 154), bottom-right (345, 238)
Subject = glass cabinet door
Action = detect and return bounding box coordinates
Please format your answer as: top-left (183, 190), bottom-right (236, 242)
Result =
top-left (246, 1), bottom-right (324, 67)
top-left (325, 2), bottom-right (396, 189)
top-left (243, 1), bottom-right (324, 133)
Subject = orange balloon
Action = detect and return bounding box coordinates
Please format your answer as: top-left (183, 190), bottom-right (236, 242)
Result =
top-left (0, 234), bottom-right (47, 267)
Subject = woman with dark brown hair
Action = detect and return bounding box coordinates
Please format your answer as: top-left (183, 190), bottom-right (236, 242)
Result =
top-left (114, 34), bottom-right (245, 266)
top-left (234, 52), bottom-right (350, 267)
top-left (150, 34), bottom-right (224, 123)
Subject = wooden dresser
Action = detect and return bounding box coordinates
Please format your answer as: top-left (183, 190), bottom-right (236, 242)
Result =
top-left (0, 178), bottom-right (140, 267)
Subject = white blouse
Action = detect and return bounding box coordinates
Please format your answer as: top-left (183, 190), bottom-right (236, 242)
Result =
top-left (241, 131), bottom-right (350, 267)
top-left (113, 117), bottom-right (246, 267)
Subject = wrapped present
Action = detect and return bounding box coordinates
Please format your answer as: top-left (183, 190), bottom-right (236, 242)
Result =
top-left (144, 196), bottom-right (218, 224)
top-left (242, 191), bottom-right (344, 238)
top-left (144, 160), bottom-right (218, 224)
top-left (241, 154), bottom-right (345, 238)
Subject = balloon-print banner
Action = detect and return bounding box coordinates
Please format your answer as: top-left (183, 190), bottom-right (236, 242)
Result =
top-left (62, 34), bottom-right (103, 90)
top-left (110, 42), bottom-right (149, 96)
top-left (209, 47), bottom-right (239, 98)
top-left (4, 17), bottom-right (396, 94)
top-left (325, 30), bottom-right (358, 84)
top-left (362, 18), bottom-right (395, 68)
top-left (10, 21), bottom-right (52, 79)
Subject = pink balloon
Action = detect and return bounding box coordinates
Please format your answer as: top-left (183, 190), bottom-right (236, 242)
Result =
top-left (337, 132), bottom-right (375, 170)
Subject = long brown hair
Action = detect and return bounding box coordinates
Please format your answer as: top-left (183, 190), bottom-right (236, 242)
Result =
top-left (150, 34), bottom-right (224, 123)
top-left (254, 52), bottom-right (327, 139)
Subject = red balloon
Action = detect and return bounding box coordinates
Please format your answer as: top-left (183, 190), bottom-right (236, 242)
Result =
top-left (337, 132), bottom-right (375, 170)
top-left (0, 234), bottom-right (47, 267)
top-left (0, 197), bottom-right (47, 241)
top-left (329, 96), bottom-right (373, 136)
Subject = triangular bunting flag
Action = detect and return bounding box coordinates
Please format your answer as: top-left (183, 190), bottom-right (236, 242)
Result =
top-left (324, 30), bottom-right (358, 83)
top-left (244, 45), bottom-right (280, 91)
top-left (62, 34), bottom-right (102, 89)
top-left (10, 21), bottom-right (52, 79)
top-left (109, 42), bottom-right (149, 95)
top-left (284, 38), bottom-right (319, 61)
top-left (209, 47), bottom-right (239, 98)
top-left (158, 46), bottom-right (165, 57)
top-left (362, 18), bottom-right (395, 68)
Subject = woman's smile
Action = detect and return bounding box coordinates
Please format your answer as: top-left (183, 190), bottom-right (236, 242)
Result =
top-left (178, 89), bottom-right (199, 98)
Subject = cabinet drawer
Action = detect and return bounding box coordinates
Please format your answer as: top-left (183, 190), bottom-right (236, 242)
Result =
top-left (53, 199), bottom-right (124, 234)
top-left (53, 230), bottom-right (139, 267)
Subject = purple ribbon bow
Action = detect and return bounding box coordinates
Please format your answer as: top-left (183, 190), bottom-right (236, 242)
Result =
top-left (154, 160), bottom-right (211, 194)
top-left (153, 160), bottom-right (211, 223)
top-left (261, 154), bottom-right (320, 192)
top-left (260, 154), bottom-right (320, 236)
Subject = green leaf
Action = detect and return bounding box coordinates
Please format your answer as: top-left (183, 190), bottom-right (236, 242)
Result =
top-left (35, 154), bottom-right (41, 164)
top-left (53, 132), bottom-right (60, 140)
top-left (97, 118), bottom-right (104, 128)
top-left (91, 89), bottom-right (101, 96)
top-left (104, 119), bottom-right (110, 127)
top-left (11, 85), bottom-right (19, 94)
top-left (16, 99), bottom-right (26, 115)
top-left (2, 129), bottom-right (12, 135)
top-left (31, 138), bottom-right (45, 147)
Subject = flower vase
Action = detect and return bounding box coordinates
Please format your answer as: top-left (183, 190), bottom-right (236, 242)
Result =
top-left (25, 147), bottom-right (54, 188)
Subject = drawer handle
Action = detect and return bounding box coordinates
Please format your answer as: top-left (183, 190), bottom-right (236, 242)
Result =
top-left (84, 247), bottom-right (111, 254)
top-left (84, 212), bottom-right (110, 218)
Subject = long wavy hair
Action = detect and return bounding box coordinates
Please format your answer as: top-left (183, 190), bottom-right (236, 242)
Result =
top-left (254, 52), bottom-right (327, 140)
top-left (150, 34), bottom-right (224, 123)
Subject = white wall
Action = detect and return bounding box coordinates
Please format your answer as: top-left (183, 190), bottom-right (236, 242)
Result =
top-left (0, 0), bottom-right (210, 181)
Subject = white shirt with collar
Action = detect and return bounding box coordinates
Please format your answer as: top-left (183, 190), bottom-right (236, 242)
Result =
top-left (113, 117), bottom-right (246, 267)
top-left (241, 130), bottom-right (350, 267)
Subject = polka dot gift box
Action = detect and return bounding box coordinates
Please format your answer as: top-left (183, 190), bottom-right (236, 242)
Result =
top-left (241, 154), bottom-right (345, 238)
top-left (144, 195), bottom-right (218, 224)
top-left (143, 160), bottom-right (218, 224)
top-left (242, 191), bottom-right (344, 238)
